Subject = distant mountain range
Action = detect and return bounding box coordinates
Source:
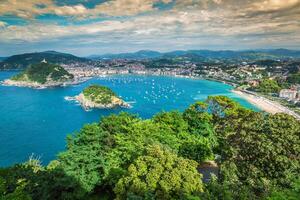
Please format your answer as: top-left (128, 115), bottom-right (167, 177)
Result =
top-left (1, 49), bottom-right (300, 70)
top-left (0, 51), bottom-right (88, 70)
top-left (90, 49), bottom-right (300, 60)
top-left (88, 50), bottom-right (162, 60)
top-left (0, 57), bottom-right (7, 62)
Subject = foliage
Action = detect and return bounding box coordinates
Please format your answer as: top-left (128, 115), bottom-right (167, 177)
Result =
top-left (255, 79), bottom-right (281, 93)
top-left (220, 112), bottom-right (300, 192)
top-left (0, 51), bottom-right (88, 70)
top-left (57, 109), bottom-right (215, 197)
top-left (0, 162), bottom-right (84, 200)
top-left (59, 124), bottom-right (107, 193)
top-left (83, 85), bottom-right (117, 104)
top-left (11, 62), bottom-right (74, 84)
top-left (287, 73), bottom-right (300, 84)
top-left (114, 145), bottom-right (203, 200)
top-left (266, 177), bottom-right (300, 200)
top-left (0, 177), bottom-right (31, 200)
top-left (199, 175), bottom-right (255, 200)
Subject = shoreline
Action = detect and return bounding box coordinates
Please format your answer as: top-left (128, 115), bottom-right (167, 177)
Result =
top-left (2, 70), bottom-right (299, 119)
top-left (1, 77), bottom-right (90, 89)
top-left (232, 89), bottom-right (300, 120)
top-left (67, 93), bottom-right (131, 111)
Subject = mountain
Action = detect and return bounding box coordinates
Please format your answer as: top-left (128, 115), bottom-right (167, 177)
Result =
top-left (261, 49), bottom-right (300, 58)
top-left (88, 50), bottom-right (162, 60)
top-left (10, 62), bottom-right (74, 84)
top-left (0, 51), bottom-right (89, 70)
top-left (89, 49), bottom-right (300, 60)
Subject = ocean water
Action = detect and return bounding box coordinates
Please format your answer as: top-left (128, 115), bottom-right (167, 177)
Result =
top-left (0, 71), bottom-right (258, 166)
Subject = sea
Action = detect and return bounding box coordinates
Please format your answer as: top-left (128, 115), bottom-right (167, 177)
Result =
top-left (0, 71), bottom-right (258, 166)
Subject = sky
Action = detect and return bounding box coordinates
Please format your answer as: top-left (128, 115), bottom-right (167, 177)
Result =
top-left (0, 0), bottom-right (299, 56)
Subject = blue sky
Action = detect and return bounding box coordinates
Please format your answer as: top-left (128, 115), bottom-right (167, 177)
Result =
top-left (0, 0), bottom-right (299, 56)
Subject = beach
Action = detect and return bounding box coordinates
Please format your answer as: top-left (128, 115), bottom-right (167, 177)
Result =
top-left (232, 89), bottom-right (300, 120)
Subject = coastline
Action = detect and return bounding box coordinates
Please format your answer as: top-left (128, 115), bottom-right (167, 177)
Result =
top-left (1, 77), bottom-right (90, 89)
top-left (73, 93), bottom-right (130, 110)
top-left (232, 89), bottom-right (300, 120)
top-left (2, 70), bottom-right (299, 120)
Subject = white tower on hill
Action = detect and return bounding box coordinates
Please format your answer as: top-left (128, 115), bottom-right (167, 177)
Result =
top-left (41, 58), bottom-right (47, 63)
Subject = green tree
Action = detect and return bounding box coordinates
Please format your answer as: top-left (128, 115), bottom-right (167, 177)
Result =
top-left (0, 177), bottom-right (31, 200)
top-left (255, 79), bottom-right (281, 93)
top-left (114, 145), bottom-right (203, 200)
top-left (59, 124), bottom-right (107, 193)
top-left (219, 113), bottom-right (300, 194)
top-left (287, 73), bottom-right (300, 84)
top-left (183, 101), bottom-right (216, 146)
top-left (266, 177), bottom-right (300, 200)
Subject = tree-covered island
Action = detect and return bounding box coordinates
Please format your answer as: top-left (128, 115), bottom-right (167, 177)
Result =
top-left (75, 84), bottom-right (130, 110)
top-left (3, 62), bottom-right (74, 88)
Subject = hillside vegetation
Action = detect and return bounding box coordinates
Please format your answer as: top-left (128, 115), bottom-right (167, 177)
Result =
top-left (0, 96), bottom-right (299, 200)
top-left (0, 51), bottom-right (88, 69)
top-left (83, 85), bottom-right (117, 104)
top-left (11, 62), bottom-right (74, 84)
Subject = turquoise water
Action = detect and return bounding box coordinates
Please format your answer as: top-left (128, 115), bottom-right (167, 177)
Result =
top-left (0, 71), bottom-right (258, 166)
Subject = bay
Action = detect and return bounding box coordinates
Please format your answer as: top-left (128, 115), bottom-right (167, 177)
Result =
top-left (0, 71), bottom-right (257, 166)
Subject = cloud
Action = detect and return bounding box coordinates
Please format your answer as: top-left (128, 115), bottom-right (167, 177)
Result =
top-left (0, 0), bottom-right (173, 19)
top-left (54, 4), bottom-right (88, 16)
top-left (0, 0), bottom-right (53, 19)
top-left (91, 0), bottom-right (172, 16)
top-left (0, 21), bottom-right (7, 27)
top-left (251, 0), bottom-right (299, 11)
top-left (0, 0), bottom-right (299, 55)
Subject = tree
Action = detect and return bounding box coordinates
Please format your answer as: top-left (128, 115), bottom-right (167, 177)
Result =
top-left (59, 124), bottom-right (107, 193)
top-left (267, 177), bottom-right (300, 200)
top-left (255, 79), bottom-right (281, 93)
top-left (153, 111), bottom-right (188, 134)
top-left (0, 177), bottom-right (31, 200)
top-left (287, 73), bottom-right (300, 84)
top-left (114, 145), bottom-right (203, 200)
top-left (219, 113), bottom-right (300, 194)
top-left (183, 101), bottom-right (216, 146)
top-left (0, 162), bottom-right (84, 200)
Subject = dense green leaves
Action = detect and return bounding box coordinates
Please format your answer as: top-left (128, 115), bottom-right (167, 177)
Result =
top-left (59, 124), bottom-right (107, 193)
top-left (254, 79), bottom-right (281, 93)
top-left (287, 73), bottom-right (300, 84)
top-left (11, 62), bottom-right (73, 84)
top-left (114, 145), bottom-right (203, 200)
top-left (83, 85), bottom-right (118, 104)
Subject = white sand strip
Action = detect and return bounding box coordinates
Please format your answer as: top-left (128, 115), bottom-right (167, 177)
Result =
top-left (232, 89), bottom-right (300, 120)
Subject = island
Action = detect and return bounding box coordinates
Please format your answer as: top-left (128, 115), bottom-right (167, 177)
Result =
top-left (74, 84), bottom-right (130, 109)
top-left (2, 62), bottom-right (75, 88)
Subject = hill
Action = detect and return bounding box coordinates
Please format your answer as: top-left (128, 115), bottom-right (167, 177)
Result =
top-left (0, 51), bottom-right (89, 70)
top-left (90, 50), bottom-right (162, 60)
top-left (3, 62), bottom-right (74, 88)
top-left (89, 49), bottom-right (300, 60)
top-left (75, 84), bottom-right (129, 109)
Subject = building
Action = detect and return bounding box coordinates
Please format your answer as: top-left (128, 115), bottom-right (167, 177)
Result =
top-left (279, 89), bottom-right (297, 100)
top-left (247, 80), bottom-right (259, 87)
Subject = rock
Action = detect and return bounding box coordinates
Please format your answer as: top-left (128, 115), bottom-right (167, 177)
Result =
top-left (75, 93), bottom-right (130, 110)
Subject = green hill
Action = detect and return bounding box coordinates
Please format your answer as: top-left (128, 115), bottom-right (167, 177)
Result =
top-left (0, 51), bottom-right (89, 70)
top-left (11, 62), bottom-right (74, 84)
top-left (83, 85), bottom-right (117, 104)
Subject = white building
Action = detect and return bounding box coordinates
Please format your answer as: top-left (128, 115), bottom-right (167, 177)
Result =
top-left (279, 89), bottom-right (297, 100)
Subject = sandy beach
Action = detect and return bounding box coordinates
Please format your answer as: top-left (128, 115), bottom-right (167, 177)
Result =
top-left (232, 89), bottom-right (300, 120)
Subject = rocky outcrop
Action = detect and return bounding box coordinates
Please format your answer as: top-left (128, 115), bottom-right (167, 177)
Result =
top-left (75, 93), bottom-right (130, 110)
